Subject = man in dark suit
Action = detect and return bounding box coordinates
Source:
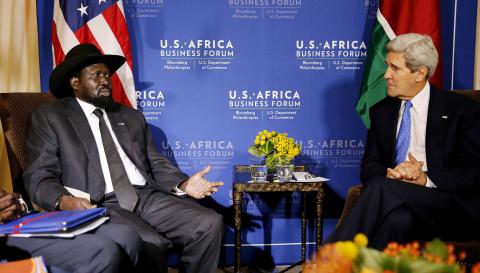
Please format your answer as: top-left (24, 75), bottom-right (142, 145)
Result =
top-left (23, 44), bottom-right (224, 273)
top-left (1, 189), bottom-right (142, 273)
top-left (327, 33), bottom-right (480, 249)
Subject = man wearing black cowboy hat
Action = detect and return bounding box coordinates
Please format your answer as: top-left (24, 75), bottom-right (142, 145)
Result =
top-left (23, 43), bottom-right (224, 273)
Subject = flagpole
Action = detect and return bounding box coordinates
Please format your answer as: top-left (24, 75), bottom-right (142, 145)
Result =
top-left (474, 0), bottom-right (480, 89)
top-left (451, 0), bottom-right (458, 90)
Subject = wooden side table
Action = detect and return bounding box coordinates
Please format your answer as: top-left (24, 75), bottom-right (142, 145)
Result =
top-left (232, 165), bottom-right (325, 273)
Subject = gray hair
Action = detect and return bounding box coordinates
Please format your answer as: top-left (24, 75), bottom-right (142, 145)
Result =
top-left (386, 33), bottom-right (438, 79)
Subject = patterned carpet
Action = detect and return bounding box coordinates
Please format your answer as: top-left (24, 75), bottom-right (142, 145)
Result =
top-left (279, 261), bottom-right (303, 273)
top-left (166, 262), bottom-right (304, 273)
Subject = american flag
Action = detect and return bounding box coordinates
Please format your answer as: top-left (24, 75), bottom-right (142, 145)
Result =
top-left (52, 0), bottom-right (136, 108)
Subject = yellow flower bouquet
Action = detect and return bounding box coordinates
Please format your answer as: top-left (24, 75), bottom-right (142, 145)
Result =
top-left (305, 234), bottom-right (480, 273)
top-left (248, 130), bottom-right (301, 171)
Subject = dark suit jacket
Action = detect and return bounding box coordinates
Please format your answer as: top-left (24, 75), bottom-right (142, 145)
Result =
top-left (23, 97), bottom-right (189, 211)
top-left (361, 85), bottom-right (480, 219)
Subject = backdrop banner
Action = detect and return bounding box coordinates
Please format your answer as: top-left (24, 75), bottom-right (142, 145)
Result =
top-left (123, 0), bottom-right (371, 265)
top-left (35, 0), bottom-right (478, 267)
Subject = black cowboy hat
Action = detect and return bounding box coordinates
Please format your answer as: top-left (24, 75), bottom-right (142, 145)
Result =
top-left (49, 43), bottom-right (126, 98)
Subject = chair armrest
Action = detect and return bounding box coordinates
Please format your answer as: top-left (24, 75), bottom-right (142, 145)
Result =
top-left (336, 184), bottom-right (364, 229)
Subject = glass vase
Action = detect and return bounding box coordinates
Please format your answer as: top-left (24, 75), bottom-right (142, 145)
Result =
top-left (276, 159), bottom-right (294, 182)
top-left (249, 157), bottom-right (267, 182)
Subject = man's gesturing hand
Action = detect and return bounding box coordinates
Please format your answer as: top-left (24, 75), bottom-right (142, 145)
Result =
top-left (180, 165), bottom-right (224, 199)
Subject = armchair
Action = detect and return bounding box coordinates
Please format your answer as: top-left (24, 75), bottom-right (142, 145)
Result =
top-left (0, 92), bottom-right (180, 269)
top-left (335, 90), bottom-right (480, 263)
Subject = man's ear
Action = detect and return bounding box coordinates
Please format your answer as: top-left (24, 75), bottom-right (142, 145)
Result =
top-left (415, 66), bottom-right (428, 81)
top-left (70, 76), bottom-right (79, 91)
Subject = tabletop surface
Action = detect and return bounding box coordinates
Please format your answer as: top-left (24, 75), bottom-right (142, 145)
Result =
top-left (233, 164), bottom-right (308, 184)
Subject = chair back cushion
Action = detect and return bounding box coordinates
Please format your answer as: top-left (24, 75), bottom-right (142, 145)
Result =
top-left (0, 93), bottom-right (56, 198)
top-left (450, 90), bottom-right (480, 103)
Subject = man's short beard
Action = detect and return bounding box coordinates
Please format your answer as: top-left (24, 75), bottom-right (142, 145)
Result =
top-left (85, 95), bottom-right (117, 110)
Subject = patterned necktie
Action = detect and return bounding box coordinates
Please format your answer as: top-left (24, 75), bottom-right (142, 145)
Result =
top-left (93, 109), bottom-right (139, 211)
top-left (395, 100), bottom-right (413, 165)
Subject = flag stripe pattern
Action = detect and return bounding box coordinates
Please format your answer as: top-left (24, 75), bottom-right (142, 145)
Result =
top-left (355, 0), bottom-right (443, 128)
top-left (380, 0), bottom-right (443, 87)
top-left (355, 20), bottom-right (390, 128)
top-left (52, 0), bottom-right (136, 108)
top-left (356, 0), bottom-right (442, 128)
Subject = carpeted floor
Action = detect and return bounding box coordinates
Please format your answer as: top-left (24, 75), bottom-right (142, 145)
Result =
top-left (167, 261), bottom-right (304, 273)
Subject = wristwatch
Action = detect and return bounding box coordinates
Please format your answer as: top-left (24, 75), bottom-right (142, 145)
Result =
top-left (54, 194), bottom-right (69, 210)
top-left (17, 195), bottom-right (30, 215)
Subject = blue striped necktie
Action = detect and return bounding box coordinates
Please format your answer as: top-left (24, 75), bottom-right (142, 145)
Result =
top-left (395, 100), bottom-right (412, 165)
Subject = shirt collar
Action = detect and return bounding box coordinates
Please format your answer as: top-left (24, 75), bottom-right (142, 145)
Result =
top-left (407, 82), bottom-right (430, 116)
top-left (76, 98), bottom-right (105, 117)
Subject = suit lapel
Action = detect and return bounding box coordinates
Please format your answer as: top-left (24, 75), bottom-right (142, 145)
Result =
top-left (106, 110), bottom-right (134, 161)
top-left (66, 99), bottom-right (105, 179)
top-left (105, 110), bottom-right (153, 181)
top-left (107, 110), bottom-right (156, 183)
top-left (426, 86), bottom-right (448, 170)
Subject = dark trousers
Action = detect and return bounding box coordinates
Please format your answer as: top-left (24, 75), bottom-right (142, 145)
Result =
top-left (327, 177), bottom-right (477, 249)
top-left (4, 223), bottom-right (142, 273)
top-left (101, 185), bottom-right (224, 273)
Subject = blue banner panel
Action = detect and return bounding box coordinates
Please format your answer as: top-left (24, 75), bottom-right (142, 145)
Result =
top-left (122, 0), bottom-right (371, 264)
top-left (36, 0), bottom-right (478, 267)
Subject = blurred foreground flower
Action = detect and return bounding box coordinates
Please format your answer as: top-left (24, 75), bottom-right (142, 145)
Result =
top-left (305, 235), bottom-right (477, 273)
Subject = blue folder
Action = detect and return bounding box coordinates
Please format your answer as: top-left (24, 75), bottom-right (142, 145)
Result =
top-left (0, 208), bottom-right (107, 234)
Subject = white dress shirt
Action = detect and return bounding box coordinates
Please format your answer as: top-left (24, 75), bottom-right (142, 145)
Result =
top-left (395, 82), bottom-right (436, 188)
top-left (77, 99), bottom-right (146, 194)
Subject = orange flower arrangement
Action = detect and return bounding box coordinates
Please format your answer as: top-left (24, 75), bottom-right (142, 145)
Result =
top-left (305, 234), bottom-right (479, 273)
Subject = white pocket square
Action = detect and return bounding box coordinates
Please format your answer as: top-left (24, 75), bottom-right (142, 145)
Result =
top-left (441, 116), bottom-right (448, 119)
